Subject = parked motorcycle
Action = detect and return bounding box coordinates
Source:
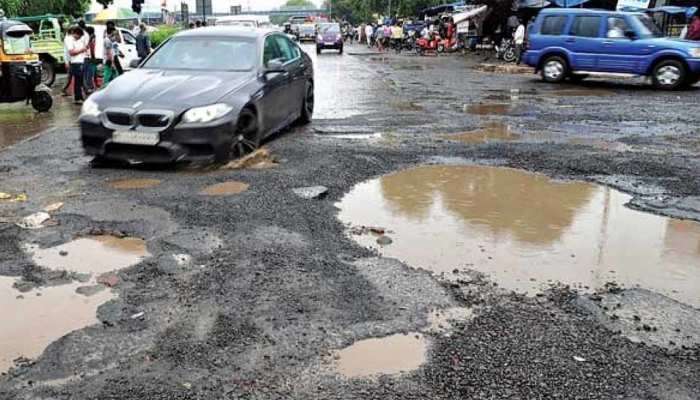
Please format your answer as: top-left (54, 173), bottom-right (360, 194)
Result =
top-left (437, 36), bottom-right (463, 53)
top-left (495, 38), bottom-right (517, 63)
top-left (415, 32), bottom-right (441, 56)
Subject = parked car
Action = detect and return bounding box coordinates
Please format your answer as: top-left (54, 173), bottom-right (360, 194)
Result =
top-left (316, 22), bottom-right (343, 54)
top-left (524, 8), bottom-right (700, 89)
top-left (80, 27), bottom-right (314, 164)
top-left (215, 15), bottom-right (272, 29)
top-left (89, 24), bottom-right (140, 72)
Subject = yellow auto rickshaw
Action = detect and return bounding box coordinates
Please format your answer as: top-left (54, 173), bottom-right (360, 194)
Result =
top-left (0, 18), bottom-right (52, 112)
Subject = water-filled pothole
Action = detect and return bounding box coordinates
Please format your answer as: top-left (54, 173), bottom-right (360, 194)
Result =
top-left (108, 178), bottom-right (162, 190)
top-left (199, 181), bottom-right (249, 196)
top-left (337, 165), bottom-right (700, 307)
top-left (442, 122), bottom-right (521, 144)
top-left (30, 235), bottom-right (148, 274)
top-left (465, 103), bottom-right (511, 115)
top-left (0, 276), bottom-right (114, 372)
top-left (331, 333), bottom-right (428, 378)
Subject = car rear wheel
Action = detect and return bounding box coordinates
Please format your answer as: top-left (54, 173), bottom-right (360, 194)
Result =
top-left (652, 59), bottom-right (686, 90)
top-left (297, 81), bottom-right (314, 125)
top-left (541, 56), bottom-right (567, 83)
top-left (228, 108), bottom-right (260, 160)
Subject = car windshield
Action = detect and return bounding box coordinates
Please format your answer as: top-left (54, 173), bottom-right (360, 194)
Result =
top-left (631, 14), bottom-right (663, 38)
top-left (300, 25), bottom-right (315, 33)
top-left (3, 32), bottom-right (31, 55)
top-left (142, 37), bottom-right (256, 71)
top-left (319, 24), bottom-right (340, 34)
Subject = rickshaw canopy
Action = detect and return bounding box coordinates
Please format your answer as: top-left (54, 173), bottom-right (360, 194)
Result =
top-left (0, 20), bottom-right (33, 37)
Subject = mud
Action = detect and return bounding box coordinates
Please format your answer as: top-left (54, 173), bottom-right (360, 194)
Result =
top-left (338, 165), bottom-right (700, 307)
top-left (0, 277), bottom-right (114, 372)
top-left (442, 122), bottom-right (520, 143)
top-left (466, 103), bottom-right (511, 115)
top-left (331, 333), bottom-right (429, 378)
top-left (199, 181), bottom-right (250, 196)
top-left (29, 235), bottom-right (148, 275)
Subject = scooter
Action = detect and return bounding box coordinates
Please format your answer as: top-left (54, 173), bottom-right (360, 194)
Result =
top-left (415, 32), bottom-right (441, 56)
top-left (495, 38), bottom-right (517, 63)
top-left (437, 36), bottom-right (463, 53)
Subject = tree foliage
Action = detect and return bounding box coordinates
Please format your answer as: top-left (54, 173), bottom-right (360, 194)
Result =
top-left (284, 0), bottom-right (317, 8)
top-left (0, 0), bottom-right (92, 17)
top-left (323, 0), bottom-right (446, 23)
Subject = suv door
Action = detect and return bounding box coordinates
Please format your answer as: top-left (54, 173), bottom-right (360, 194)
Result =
top-left (566, 15), bottom-right (603, 71)
top-left (596, 15), bottom-right (653, 74)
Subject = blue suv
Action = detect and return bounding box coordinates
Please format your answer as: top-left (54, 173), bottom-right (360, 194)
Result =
top-left (524, 9), bottom-right (700, 89)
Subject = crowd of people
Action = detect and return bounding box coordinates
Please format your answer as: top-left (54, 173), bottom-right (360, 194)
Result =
top-left (62, 20), bottom-right (152, 104)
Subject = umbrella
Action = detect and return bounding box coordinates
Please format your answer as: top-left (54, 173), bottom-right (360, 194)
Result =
top-left (94, 7), bottom-right (138, 22)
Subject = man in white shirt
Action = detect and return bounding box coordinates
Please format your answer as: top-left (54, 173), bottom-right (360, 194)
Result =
top-left (513, 20), bottom-right (525, 65)
top-left (365, 24), bottom-right (373, 47)
top-left (65, 26), bottom-right (88, 103)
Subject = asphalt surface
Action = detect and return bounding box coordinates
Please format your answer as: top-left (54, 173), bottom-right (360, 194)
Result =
top-left (0, 43), bottom-right (699, 399)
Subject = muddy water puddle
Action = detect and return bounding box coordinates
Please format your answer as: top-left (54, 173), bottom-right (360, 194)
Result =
top-left (442, 122), bottom-right (521, 144)
top-left (0, 276), bottom-right (114, 372)
top-left (331, 333), bottom-right (428, 378)
top-left (338, 165), bottom-right (700, 307)
top-left (465, 103), bottom-right (511, 115)
top-left (30, 235), bottom-right (148, 274)
top-left (0, 96), bottom-right (80, 150)
top-left (199, 181), bottom-right (249, 196)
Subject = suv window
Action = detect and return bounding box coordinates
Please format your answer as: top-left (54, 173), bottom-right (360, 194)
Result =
top-left (606, 17), bottom-right (629, 38)
top-left (540, 16), bottom-right (568, 35)
top-left (570, 16), bottom-right (601, 38)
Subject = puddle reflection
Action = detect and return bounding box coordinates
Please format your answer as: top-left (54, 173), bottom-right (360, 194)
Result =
top-left (331, 333), bottom-right (428, 378)
top-left (0, 96), bottom-right (80, 150)
top-left (338, 165), bottom-right (700, 307)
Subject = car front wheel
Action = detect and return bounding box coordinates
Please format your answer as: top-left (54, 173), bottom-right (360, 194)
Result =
top-left (226, 108), bottom-right (260, 161)
top-left (652, 59), bottom-right (686, 90)
top-left (541, 56), bottom-right (567, 83)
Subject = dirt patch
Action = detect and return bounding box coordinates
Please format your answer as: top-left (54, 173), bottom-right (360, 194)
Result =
top-left (108, 178), bottom-right (162, 190)
top-left (331, 333), bottom-right (429, 378)
top-left (465, 103), bottom-right (511, 115)
top-left (222, 148), bottom-right (278, 170)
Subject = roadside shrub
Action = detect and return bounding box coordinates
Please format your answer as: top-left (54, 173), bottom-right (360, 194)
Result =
top-left (151, 25), bottom-right (182, 47)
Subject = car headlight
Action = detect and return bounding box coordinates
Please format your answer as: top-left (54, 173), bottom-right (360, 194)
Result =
top-left (81, 97), bottom-right (100, 117)
top-left (689, 48), bottom-right (700, 58)
top-left (181, 104), bottom-right (233, 124)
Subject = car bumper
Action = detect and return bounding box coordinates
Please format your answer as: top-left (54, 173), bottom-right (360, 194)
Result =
top-left (523, 50), bottom-right (540, 68)
top-left (687, 59), bottom-right (700, 74)
top-left (317, 42), bottom-right (342, 49)
top-left (80, 116), bottom-right (235, 163)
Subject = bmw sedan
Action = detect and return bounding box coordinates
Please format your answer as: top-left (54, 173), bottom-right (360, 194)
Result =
top-left (80, 27), bottom-right (314, 164)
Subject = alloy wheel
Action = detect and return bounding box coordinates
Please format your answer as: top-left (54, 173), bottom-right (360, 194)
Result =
top-left (231, 110), bottom-right (259, 159)
top-left (544, 60), bottom-right (564, 81)
top-left (656, 65), bottom-right (681, 86)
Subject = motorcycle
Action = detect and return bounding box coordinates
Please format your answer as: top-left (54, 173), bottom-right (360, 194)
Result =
top-left (437, 36), bottom-right (463, 53)
top-left (495, 38), bottom-right (517, 63)
top-left (415, 32), bottom-right (441, 56)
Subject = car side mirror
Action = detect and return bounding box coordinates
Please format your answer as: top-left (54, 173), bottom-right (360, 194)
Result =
top-left (129, 58), bottom-right (141, 68)
top-left (265, 59), bottom-right (285, 74)
top-left (624, 30), bottom-right (637, 40)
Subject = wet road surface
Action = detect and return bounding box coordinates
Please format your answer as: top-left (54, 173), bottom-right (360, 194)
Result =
top-left (0, 43), bottom-right (699, 399)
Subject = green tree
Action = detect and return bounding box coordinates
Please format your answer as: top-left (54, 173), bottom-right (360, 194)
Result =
top-left (1, 0), bottom-right (92, 17)
top-left (284, 0), bottom-right (317, 8)
top-left (96, 0), bottom-right (113, 10)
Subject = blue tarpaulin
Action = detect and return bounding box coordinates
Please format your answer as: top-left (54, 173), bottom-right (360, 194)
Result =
top-left (551, 0), bottom-right (590, 7)
top-left (420, 1), bottom-right (467, 16)
top-left (620, 6), bottom-right (697, 18)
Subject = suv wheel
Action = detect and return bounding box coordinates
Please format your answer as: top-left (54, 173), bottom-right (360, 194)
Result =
top-left (652, 59), bottom-right (686, 90)
top-left (541, 56), bottom-right (567, 83)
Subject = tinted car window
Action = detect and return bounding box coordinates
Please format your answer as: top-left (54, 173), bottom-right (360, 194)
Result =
top-left (540, 16), bottom-right (568, 35)
top-left (143, 37), bottom-right (256, 71)
top-left (273, 35), bottom-right (295, 62)
top-left (606, 17), bottom-right (629, 38)
top-left (263, 35), bottom-right (281, 66)
top-left (122, 30), bottom-right (136, 45)
top-left (570, 16), bottom-right (601, 38)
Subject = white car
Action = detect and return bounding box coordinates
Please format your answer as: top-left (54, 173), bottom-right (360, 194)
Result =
top-left (88, 24), bottom-right (139, 71)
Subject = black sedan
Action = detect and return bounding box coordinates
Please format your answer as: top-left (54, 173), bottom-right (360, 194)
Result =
top-left (80, 27), bottom-right (314, 163)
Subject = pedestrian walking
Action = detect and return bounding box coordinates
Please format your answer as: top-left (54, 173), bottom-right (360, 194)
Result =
top-left (83, 26), bottom-right (97, 94)
top-left (62, 26), bottom-right (74, 96)
top-left (106, 21), bottom-right (124, 75)
top-left (375, 25), bottom-right (385, 52)
top-left (136, 23), bottom-right (151, 59)
top-left (514, 19), bottom-right (525, 65)
top-left (65, 26), bottom-right (88, 103)
top-left (365, 23), bottom-right (373, 47)
top-left (102, 27), bottom-right (119, 86)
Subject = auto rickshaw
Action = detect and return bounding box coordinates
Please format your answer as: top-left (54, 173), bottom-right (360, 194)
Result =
top-left (0, 16), bottom-right (52, 112)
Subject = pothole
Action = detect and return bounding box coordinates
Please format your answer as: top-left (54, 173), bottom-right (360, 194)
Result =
top-left (337, 165), bottom-right (700, 307)
top-left (465, 103), bottom-right (511, 115)
top-left (199, 181), bottom-right (249, 196)
top-left (0, 276), bottom-right (114, 372)
top-left (107, 178), bottom-right (162, 190)
top-left (316, 132), bottom-right (383, 140)
top-left (442, 122), bottom-right (521, 143)
top-left (29, 235), bottom-right (148, 274)
top-left (330, 333), bottom-right (429, 378)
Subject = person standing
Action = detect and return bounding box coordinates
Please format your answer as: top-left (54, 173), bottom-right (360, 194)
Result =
top-left (83, 26), bottom-right (97, 94)
top-left (65, 27), bottom-right (88, 103)
top-left (106, 22), bottom-right (124, 75)
top-left (514, 19), bottom-right (525, 65)
top-left (365, 23), bottom-right (373, 47)
top-left (136, 23), bottom-right (151, 59)
top-left (103, 27), bottom-right (119, 86)
top-left (62, 27), bottom-right (74, 96)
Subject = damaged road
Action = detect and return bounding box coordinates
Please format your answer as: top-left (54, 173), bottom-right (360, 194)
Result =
top-left (0, 45), bottom-right (698, 399)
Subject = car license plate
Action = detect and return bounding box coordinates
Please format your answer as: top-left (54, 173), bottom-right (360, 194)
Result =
top-left (325, 42), bottom-right (335, 46)
top-left (112, 131), bottom-right (159, 145)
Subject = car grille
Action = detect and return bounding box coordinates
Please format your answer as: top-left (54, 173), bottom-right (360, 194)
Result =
top-left (137, 113), bottom-right (170, 128)
top-left (106, 112), bottom-right (132, 126)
